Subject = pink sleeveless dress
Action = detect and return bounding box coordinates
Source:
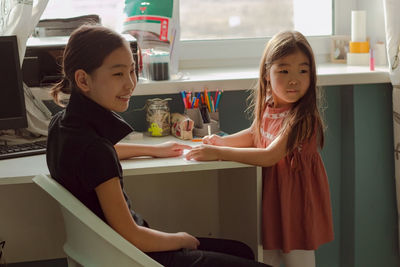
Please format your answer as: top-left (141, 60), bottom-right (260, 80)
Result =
top-left (254, 105), bottom-right (334, 253)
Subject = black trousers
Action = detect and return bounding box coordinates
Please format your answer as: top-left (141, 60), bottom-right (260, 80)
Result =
top-left (147, 237), bottom-right (270, 267)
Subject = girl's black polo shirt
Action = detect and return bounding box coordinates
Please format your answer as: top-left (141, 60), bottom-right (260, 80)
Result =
top-left (46, 91), bottom-right (146, 226)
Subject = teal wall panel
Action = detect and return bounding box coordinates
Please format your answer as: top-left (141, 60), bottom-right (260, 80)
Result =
top-left (353, 84), bottom-right (398, 267)
top-left (340, 86), bottom-right (356, 267)
top-left (318, 86), bottom-right (342, 267)
top-left (217, 90), bottom-right (253, 133)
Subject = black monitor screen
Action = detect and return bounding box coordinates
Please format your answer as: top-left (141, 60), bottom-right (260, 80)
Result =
top-left (0, 35), bottom-right (27, 130)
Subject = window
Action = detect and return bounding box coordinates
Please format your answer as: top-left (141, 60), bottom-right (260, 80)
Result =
top-left (180, 0), bottom-right (332, 40)
top-left (178, 0), bottom-right (332, 67)
top-left (41, 0), bottom-right (332, 39)
top-left (39, 0), bottom-right (333, 67)
top-left (180, 0), bottom-right (294, 40)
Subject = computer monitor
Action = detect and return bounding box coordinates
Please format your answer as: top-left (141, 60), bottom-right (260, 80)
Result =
top-left (0, 35), bottom-right (28, 130)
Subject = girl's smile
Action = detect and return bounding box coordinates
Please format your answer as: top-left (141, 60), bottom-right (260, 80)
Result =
top-left (83, 44), bottom-right (137, 112)
top-left (117, 94), bottom-right (132, 102)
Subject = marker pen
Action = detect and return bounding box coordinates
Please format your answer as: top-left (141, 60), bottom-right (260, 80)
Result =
top-left (369, 48), bottom-right (375, 71)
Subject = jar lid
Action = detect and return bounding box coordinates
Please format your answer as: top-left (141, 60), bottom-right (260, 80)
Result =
top-left (146, 98), bottom-right (172, 104)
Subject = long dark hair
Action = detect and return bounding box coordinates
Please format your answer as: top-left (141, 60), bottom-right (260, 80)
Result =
top-left (251, 31), bottom-right (325, 152)
top-left (51, 25), bottom-right (128, 105)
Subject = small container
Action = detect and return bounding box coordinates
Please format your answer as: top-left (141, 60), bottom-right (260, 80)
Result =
top-left (140, 49), bottom-right (170, 81)
top-left (369, 48), bottom-right (375, 71)
top-left (149, 51), bottom-right (170, 81)
top-left (145, 98), bottom-right (171, 137)
top-left (184, 108), bottom-right (204, 128)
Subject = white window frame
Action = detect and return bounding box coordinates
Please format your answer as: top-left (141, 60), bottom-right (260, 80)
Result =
top-left (178, 37), bottom-right (333, 69)
top-left (178, 0), bottom-right (358, 69)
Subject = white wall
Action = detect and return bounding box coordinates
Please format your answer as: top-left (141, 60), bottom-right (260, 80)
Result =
top-left (335, 0), bottom-right (386, 44)
top-left (358, 0), bottom-right (386, 44)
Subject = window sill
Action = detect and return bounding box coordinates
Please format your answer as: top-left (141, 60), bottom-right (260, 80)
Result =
top-left (134, 63), bottom-right (391, 96)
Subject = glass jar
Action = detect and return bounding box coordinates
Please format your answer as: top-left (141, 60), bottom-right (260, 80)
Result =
top-left (145, 98), bottom-right (171, 137)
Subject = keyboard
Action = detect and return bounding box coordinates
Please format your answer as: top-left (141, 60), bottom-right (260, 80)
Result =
top-left (0, 140), bottom-right (47, 160)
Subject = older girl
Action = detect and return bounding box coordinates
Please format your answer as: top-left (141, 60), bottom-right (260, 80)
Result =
top-left (46, 24), bottom-right (269, 267)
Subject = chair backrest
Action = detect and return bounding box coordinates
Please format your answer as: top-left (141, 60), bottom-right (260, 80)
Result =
top-left (32, 174), bottom-right (162, 267)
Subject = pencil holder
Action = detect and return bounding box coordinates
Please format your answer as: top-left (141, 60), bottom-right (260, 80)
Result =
top-left (187, 109), bottom-right (220, 137)
top-left (184, 108), bottom-right (204, 128)
top-left (193, 120), bottom-right (219, 137)
top-left (209, 111), bottom-right (219, 126)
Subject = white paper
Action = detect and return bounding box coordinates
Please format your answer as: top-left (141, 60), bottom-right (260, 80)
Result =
top-left (1, 0), bottom-right (49, 65)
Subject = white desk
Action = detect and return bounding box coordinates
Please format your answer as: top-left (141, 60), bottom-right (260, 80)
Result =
top-left (0, 136), bottom-right (263, 263)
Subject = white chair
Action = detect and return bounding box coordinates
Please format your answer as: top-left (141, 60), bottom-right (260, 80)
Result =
top-left (33, 174), bottom-right (162, 267)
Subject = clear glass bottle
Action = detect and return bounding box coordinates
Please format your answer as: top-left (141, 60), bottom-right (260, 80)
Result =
top-left (145, 98), bottom-right (171, 137)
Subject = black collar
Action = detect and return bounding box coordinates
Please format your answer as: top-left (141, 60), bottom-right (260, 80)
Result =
top-left (64, 91), bottom-right (133, 144)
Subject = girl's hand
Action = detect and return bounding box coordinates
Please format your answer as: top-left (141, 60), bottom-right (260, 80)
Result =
top-left (185, 144), bottom-right (220, 161)
top-left (153, 141), bottom-right (192, 158)
top-left (176, 232), bottom-right (200, 250)
top-left (202, 134), bottom-right (225, 146)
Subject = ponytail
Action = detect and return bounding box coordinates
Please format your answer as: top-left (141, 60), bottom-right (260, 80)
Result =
top-left (50, 77), bottom-right (72, 107)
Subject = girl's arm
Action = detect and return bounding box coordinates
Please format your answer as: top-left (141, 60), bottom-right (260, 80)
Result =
top-left (186, 132), bottom-right (288, 167)
top-left (203, 127), bottom-right (254, 147)
top-left (95, 177), bottom-right (200, 252)
top-left (114, 141), bottom-right (192, 160)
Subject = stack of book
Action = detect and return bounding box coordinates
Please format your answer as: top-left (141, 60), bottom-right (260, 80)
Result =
top-left (33, 14), bottom-right (100, 37)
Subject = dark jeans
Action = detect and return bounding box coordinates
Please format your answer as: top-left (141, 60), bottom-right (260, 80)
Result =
top-left (147, 237), bottom-right (270, 267)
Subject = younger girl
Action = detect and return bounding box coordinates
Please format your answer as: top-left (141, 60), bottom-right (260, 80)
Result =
top-left (46, 24), bottom-right (269, 267)
top-left (186, 31), bottom-right (334, 267)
